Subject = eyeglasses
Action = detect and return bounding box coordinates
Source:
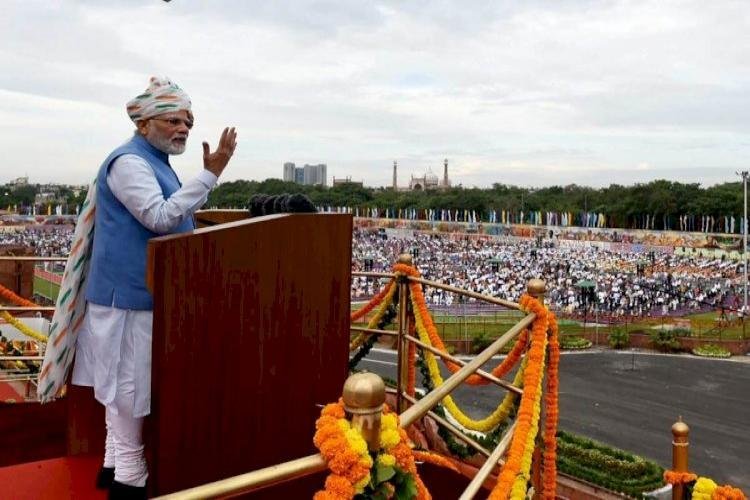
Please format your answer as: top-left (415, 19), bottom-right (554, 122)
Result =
top-left (151, 117), bottom-right (194, 130)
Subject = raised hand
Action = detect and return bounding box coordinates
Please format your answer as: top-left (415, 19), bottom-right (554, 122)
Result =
top-left (202, 127), bottom-right (237, 177)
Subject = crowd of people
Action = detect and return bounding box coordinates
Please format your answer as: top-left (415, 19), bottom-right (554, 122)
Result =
top-left (0, 227), bottom-right (73, 257)
top-left (351, 228), bottom-right (742, 319)
top-left (0, 223), bottom-right (742, 319)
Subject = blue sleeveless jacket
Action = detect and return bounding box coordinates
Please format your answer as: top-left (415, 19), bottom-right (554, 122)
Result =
top-left (85, 134), bottom-right (195, 310)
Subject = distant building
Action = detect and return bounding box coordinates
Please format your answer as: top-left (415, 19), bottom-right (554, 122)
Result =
top-left (333, 177), bottom-right (363, 187)
top-left (283, 162), bottom-right (327, 186)
top-left (409, 169), bottom-right (439, 191)
top-left (294, 167), bottom-right (305, 184)
top-left (393, 159), bottom-right (451, 191)
top-left (442, 158), bottom-right (451, 189)
top-left (8, 176), bottom-right (29, 189)
top-left (34, 184), bottom-right (68, 207)
top-left (283, 162), bottom-right (296, 182)
top-left (303, 164), bottom-right (327, 186)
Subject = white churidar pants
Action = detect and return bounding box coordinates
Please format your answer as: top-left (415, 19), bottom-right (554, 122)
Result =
top-left (72, 302), bottom-right (153, 487)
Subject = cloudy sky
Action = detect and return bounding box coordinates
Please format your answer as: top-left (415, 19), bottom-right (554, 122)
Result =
top-left (2, 0), bottom-right (749, 188)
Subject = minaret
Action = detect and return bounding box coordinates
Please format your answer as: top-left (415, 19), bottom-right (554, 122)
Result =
top-left (443, 158), bottom-right (449, 188)
top-left (393, 160), bottom-right (398, 190)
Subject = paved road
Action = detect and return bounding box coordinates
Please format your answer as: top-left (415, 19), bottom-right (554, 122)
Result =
top-left (358, 349), bottom-right (750, 491)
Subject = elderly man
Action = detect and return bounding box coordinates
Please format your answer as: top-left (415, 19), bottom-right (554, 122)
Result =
top-left (71, 77), bottom-right (236, 498)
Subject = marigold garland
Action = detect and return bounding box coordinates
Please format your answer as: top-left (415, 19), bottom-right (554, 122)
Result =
top-left (401, 264), bottom-right (526, 386)
top-left (412, 451), bottom-right (459, 473)
top-left (351, 278), bottom-right (396, 323)
top-left (313, 401), bottom-right (430, 499)
top-left (0, 283), bottom-right (38, 308)
top-left (313, 400), bottom-right (373, 499)
top-left (392, 262), bottom-right (560, 498)
top-left (693, 477), bottom-right (718, 500)
top-left (488, 294), bottom-right (550, 500)
top-left (690, 476), bottom-right (747, 500)
top-left (664, 470), bottom-right (698, 485)
top-left (380, 408), bottom-right (430, 499)
top-left (508, 364), bottom-right (545, 500)
top-left (712, 485), bottom-right (747, 500)
top-left (410, 294), bottom-right (523, 432)
top-left (350, 281), bottom-right (397, 351)
top-left (541, 313), bottom-right (560, 499)
top-left (1, 311), bottom-right (48, 344)
top-left (0, 284), bottom-right (47, 343)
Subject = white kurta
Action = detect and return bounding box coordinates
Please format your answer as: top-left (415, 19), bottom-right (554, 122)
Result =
top-left (72, 154), bottom-right (217, 417)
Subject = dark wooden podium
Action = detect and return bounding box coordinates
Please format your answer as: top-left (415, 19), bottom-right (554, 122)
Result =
top-left (145, 212), bottom-right (352, 495)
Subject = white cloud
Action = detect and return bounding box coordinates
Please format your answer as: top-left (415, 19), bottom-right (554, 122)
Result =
top-left (1, 0), bottom-right (749, 188)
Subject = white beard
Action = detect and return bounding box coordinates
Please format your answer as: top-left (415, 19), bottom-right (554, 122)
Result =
top-left (147, 133), bottom-right (186, 155)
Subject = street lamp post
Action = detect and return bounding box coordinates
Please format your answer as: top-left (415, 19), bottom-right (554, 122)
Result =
top-left (738, 171), bottom-right (748, 313)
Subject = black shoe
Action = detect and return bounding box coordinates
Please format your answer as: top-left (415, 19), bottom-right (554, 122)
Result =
top-left (96, 467), bottom-right (115, 489)
top-left (109, 480), bottom-right (147, 500)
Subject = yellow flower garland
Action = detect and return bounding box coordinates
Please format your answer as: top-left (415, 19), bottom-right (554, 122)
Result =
top-left (693, 477), bottom-right (718, 500)
top-left (379, 408), bottom-right (431, 499)
top-left (313, 401), bottom-right (430, 499)
top-left (411, 299), bottom-right (523, 432)
top-left (350, 281), bottom-right (397, 351)
top-left (489, 295), bottom-right (551, 500)
top-left (509, 343), bottom-right (546, 499)
top-left (313, 401), bottom-right (373, 499)
top-left (690, 477), bottom-right (747, 500)
top-left (1, 311), bottom-right (48, 344)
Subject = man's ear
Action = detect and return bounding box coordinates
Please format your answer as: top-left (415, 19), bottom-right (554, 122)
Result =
top-left (136, 120), bottom-right (150, 136)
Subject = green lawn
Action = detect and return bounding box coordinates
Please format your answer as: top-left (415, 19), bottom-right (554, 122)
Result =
top-left (33, 275), bottom-right (61, 302)
top-left (351, 306), bottom-right (748, 341)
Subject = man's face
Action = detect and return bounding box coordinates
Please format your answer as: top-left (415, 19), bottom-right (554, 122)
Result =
top-left (137, 109), bottom-right (193, 155)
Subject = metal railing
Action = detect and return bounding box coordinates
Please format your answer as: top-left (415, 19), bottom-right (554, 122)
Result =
top-left (0, 256), bottom-right (61, 399)
top-left (0, 256), bottom-right (67, 262)
top-left (0, 255), bottom-right (64, 314)
top-left (0, 252), bottom-right (539, 497)
top-left (156, 254), bottom-right (542, 499)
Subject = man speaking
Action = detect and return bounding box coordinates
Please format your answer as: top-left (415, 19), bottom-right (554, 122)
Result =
top-left (71, 76), bottom-right (237, 498)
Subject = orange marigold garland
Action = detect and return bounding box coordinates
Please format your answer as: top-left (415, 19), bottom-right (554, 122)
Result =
top-left (663, 470), bottom-right (698, 485)
top-left (399, 263), bottom-right (527, 386)
top-left (350, 281), bottom-right (397, 351)
top-left (0, 282), bottom-right (38, 307)
top-left (488, 294), bottom-right (549, 500)
top-left (392, 262), bottom-right (560, 498)
top-left (351, 278), bottom-right (396, 323)
top-left (404, 271), bottom-right (482, 385)
top-left (313, 401), bottom-right (373, 499)
top-left (412, 451), bottom-right (459, 473)
top-left (712, 485), bottom-right (747, 500)
top-left (314, 401), bottom-right (430, 499)
top-left (691, 476), bottom-right (746, 500)
top-left (541, 312), bottom-right (560, 499)
top-left (488, 328), bottom-right (529, 381)
top-left (382, 408), bottom-right (431, 499)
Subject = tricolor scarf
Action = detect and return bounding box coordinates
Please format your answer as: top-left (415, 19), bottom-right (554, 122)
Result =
top-left (38, 179), bottom-right (97, 402)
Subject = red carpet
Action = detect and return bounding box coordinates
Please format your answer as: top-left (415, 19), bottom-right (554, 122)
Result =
top-left (0, 381), bottom-right (24, 402)
top-left (0, 455), bottom-right (106, 499)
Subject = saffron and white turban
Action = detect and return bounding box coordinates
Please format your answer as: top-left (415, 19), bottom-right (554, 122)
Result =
top-left (126, 76), bottom-right (192, 123)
